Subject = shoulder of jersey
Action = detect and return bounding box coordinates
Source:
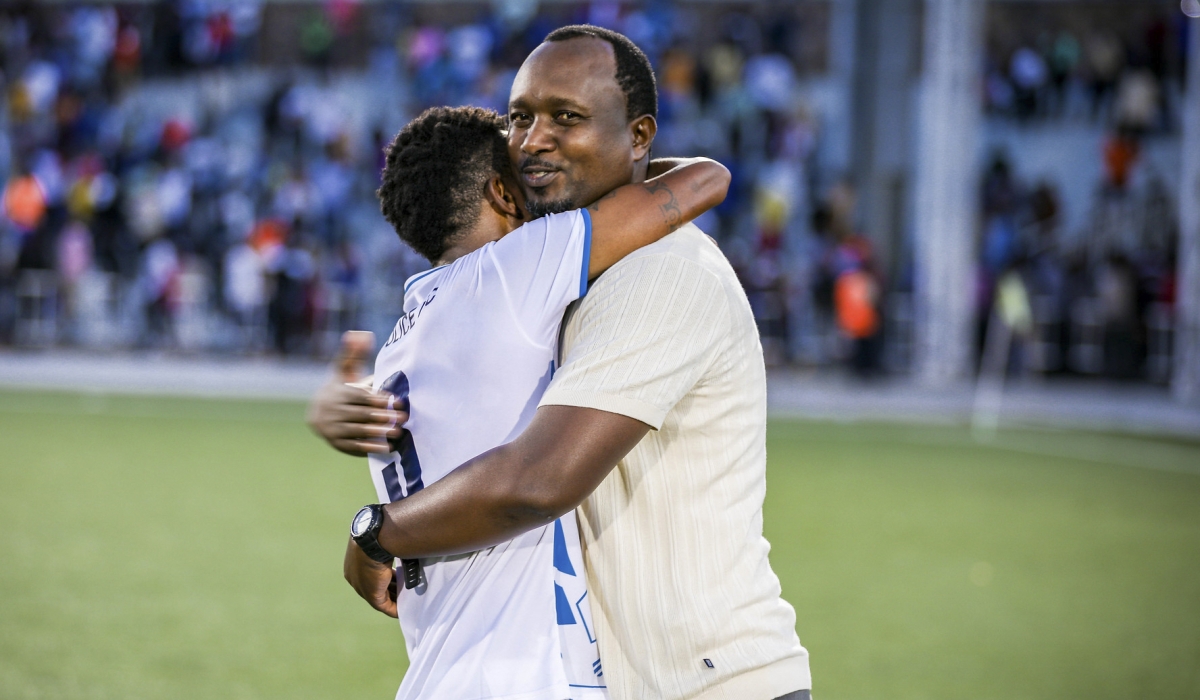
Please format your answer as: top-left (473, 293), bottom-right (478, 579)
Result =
top-left (404, 264), bottom-right (448, 294)
top-left (479, 211), bottom-right (569, 254)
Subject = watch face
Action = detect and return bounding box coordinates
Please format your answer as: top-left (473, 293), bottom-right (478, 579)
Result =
top-left (351, 506), bottom-right (375, 538)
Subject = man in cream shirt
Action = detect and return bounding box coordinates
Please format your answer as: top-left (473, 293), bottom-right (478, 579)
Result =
top-left (319, 25), bottom-right (810, 700)
top-left (538, 220), bottom-right (810, 699)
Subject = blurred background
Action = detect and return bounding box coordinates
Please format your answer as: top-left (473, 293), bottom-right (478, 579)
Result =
top-left (0, 0), bottom-right (1195, 397)
top-left (0, 2), bottom-right (1198, 700)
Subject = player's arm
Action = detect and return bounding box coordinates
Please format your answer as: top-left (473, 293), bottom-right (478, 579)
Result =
top-left (373, 405), bottom-right (648, 558)
top-left (585, 157), bottom-right (729, 279)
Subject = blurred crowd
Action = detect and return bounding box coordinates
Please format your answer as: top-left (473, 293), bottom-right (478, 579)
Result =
top-left (0, 2), bottom-right (376, 354)
top-left (0, 1), bottom-right (842, 363)
top-left (975, 6), bottom-right (1186, 384)
top-left (984, 11), bottom-right (1189, 130)
top-left (975, 148), bottom-right (1177, 383)
top-left (0, 1), bottom-right (1187, 385)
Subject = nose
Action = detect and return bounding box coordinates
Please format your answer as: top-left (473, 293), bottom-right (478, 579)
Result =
top-left (520, 115), bottom-right (556, 156)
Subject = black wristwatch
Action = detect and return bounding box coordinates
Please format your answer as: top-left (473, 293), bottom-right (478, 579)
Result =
top-left (350, 504), bottom-right (395, 565)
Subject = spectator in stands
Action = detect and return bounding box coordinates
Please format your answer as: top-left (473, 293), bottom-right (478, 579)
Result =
top-left (3, 163), bottom-right (47, 235)
top-left (1096, 252), bottom-right (1139, 379)
top-left (1113, 60), bottom-right (1161, 134)
top-left (1102, 127), bottom-right (1140, 193)
top-left (1047, 32), bottom-right (1081, 117)
top-left (138, 236), bottom-right (179, 347)
top-left (1086, 31), bottom-right (1125, 120)
top-left (223, 231), bottom-right (265, 353)
top-left (835, 268), bottom-right (880, 377)
top-left (55, 218), bottom-right (92, 343)
top-left (1010, 46), bottom-right (1048, 120)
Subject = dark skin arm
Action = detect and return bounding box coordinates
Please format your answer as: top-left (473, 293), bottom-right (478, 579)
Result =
top-left (345, 405), bottom-right (647, 615)
top-left (379, 405), bottom-right (649, 557)
top-left (585, 157), bottom-right (728, 280)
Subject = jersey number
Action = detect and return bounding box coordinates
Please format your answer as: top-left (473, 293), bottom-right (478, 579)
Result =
top-left (379, 371), bottom-right (424, 501)
top-left (379, 371), bottom-right (424, 589)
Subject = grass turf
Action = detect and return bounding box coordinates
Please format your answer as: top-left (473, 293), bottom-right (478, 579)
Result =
top-left (1, 390), bottom-right (1198, 699)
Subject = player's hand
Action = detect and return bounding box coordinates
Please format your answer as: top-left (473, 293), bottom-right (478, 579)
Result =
top-left (344, 537), bottom-right (399, 618)
top-left (307, 331), bottom-right (405, 457)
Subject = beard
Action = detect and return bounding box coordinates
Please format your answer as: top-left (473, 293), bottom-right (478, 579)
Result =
top-left (526, 198), bottom-right (576, 218)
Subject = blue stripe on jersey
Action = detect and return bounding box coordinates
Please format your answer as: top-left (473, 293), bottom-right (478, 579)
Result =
top-left (555, 583), bottom-right (577, 625)
top-left (403, 265), bottom-right (446, 294)
top-left (579, 208), bottom-right (592, 298)
top-left (575, 591), bottom-right (597, 643)
top-left (553, 519), bottom-right (576, 576)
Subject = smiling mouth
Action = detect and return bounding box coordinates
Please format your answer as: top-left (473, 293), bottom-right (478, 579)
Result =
top-left (521, 167), bottom-right (561, 188)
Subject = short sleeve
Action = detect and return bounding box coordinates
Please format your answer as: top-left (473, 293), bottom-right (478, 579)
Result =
top-left (484, 209), bottom-right (591, 348)
top-left (538, 252), bottom-right (729, 430)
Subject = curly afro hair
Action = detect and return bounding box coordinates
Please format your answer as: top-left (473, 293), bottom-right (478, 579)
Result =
top-left (545, 25), bottom-right (657, 122)
top-left (377, 106), bottom-right (510, 263)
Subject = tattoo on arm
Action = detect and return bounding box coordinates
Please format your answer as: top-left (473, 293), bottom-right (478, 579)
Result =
top-left (643, 180), bottom-right (683, 232)
top-left (586, 189), bottom-right (619, 214)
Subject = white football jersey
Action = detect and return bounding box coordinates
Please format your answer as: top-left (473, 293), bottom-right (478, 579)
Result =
top-left (369, 209), bottom-right (606, 700)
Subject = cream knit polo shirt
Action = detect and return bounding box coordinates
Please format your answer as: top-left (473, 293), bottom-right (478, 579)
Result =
top-left (540, 223), bottom-right (810, 700)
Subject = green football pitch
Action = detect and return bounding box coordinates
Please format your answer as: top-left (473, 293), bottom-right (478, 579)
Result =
top-left (1, 390), bottom-right (1198, 700)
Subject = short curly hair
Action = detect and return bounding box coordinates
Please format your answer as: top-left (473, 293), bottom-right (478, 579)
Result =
top-left (377, 106), bottom-right (510, 263)
top-left (545, 24), bottom-right (657, 122)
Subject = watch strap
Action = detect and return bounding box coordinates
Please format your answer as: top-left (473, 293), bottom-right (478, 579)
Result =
top-left (400, 558), bottom-right (422, 590)
top-left (356, 534), bottom-right (396, 565)
top-left (352, 505), bottom-right (396, 565)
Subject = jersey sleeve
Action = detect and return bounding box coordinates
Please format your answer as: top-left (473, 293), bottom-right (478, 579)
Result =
top-left (484, 209), bottom-right (592, 348)
top-left (538, 251), bottom-right (729, 430)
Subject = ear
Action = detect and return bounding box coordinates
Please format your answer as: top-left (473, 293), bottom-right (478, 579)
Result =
top-left (630, 115), bottom-right (657, 162)
top-left (483, 175), bottom-right (524, 222)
